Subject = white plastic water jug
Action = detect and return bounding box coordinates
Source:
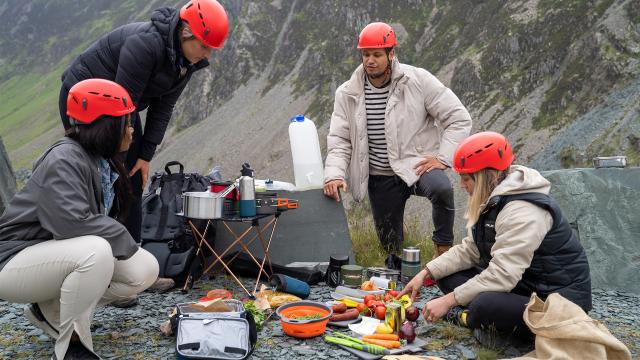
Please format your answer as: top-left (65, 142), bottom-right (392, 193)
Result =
top-left (288, 114), bottom-right (324, 190)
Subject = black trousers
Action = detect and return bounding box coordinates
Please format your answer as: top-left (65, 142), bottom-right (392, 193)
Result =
top-left (60, 86), bottom-right (144, 243)
top-left (438, 268), bottom-right (533, 338)
top-left (367, 170), bottom-right (455, 254)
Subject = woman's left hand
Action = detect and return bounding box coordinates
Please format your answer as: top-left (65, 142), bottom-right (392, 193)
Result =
top-left (423, 292), bottom-right (457, 322)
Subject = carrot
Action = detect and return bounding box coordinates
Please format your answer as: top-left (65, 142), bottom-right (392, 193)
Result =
top-left (363, 334), bottom-right (400, 341)
top-left (362, 338), bottom-right (401, 349)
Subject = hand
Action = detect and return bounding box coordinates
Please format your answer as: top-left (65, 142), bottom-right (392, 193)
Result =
top-left (129, 158), bottom-right (150, 192)
top-left (397, 269), bottom-right (428, 302)
top-left (423, 292), bottom-right (457, 322)
top-left (323, 179), bottom-right (347, 202)
top-left (414, 156), bottom-right (447, 176)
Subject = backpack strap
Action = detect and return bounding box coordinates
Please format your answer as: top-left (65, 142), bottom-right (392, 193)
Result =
top-left (154, 165), bottom-right (186, 241)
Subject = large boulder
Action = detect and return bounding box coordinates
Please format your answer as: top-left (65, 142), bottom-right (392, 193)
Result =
top-left (542, 168), bottom-right (640, 293)
top-left (0, 137), bottom-right (16, 215)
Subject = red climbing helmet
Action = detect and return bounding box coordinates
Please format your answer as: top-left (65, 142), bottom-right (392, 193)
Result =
top-left (453, 131), bottom-right (515, 174)
top-left (357, 22), bottom-right (396, 49)
top-left (66, 79), bottom-right (135, 124)
top-left (180, 0), bottom-right (229, 49)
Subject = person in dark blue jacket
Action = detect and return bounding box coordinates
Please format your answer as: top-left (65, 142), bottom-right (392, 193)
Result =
top-left (58, 0), bottom-right (229, 249)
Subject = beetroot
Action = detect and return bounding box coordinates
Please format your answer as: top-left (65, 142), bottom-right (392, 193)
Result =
top-left (405, 305), bottom-right (420, 322)
top-left (399, 321), bottom-right (416, 343)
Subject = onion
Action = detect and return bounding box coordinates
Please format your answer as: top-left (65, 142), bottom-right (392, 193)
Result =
top-left (399, 321), bottom-right (416, 343)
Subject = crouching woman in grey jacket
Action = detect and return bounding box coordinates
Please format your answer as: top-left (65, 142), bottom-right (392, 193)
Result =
top-left (399, 131), bottom-right (591, 348)
top-left (0, 79), bottom-right (159, 359)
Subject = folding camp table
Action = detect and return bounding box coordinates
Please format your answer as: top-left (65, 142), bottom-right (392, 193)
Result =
top-left (184, 213), bottom-right (281, 298)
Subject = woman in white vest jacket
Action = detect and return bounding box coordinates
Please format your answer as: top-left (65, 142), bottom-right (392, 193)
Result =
top-left (399, 131), bottom-right (591, 348)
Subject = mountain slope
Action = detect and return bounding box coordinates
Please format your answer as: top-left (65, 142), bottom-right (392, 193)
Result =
top-left (0, 0), bottom-right (639, 177)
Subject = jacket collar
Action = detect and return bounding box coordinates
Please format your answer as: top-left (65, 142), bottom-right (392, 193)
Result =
top-left (151, 7), bottom-right (209, 71)
top-left (343, 58), bottom-right (406, 97)
top-left (35, 138), bottom-right (103, 207)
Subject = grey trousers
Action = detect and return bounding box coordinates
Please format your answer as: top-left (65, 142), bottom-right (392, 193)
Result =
top-left (368, 169), bottom-right (455, 254)
top-left (0, 236), bottom-right (159, 359)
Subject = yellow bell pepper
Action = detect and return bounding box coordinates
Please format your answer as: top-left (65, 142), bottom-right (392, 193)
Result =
top-left (398, 294), bottom-right (412, 309)
top-left (375, 322), bottom-right (394, 334)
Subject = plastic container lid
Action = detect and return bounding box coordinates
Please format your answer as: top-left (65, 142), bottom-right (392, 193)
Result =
top-left (341, 264), bottom-right (363, 276)
top-left (291, 114), bottom-right (305, 122)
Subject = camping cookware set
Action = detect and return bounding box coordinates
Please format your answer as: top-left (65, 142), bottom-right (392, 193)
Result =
top-left (181, 183), bottom-right (237, 220)
top-left (256, 191), bottom-right (299, 215)
top-left (181, 182), bottom-right (298, 220)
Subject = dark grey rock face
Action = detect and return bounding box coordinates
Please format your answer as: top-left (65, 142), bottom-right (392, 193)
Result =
top-left (542, 168), bottom-right (640, 293)
top-left (0, 137), bottom-right (16, 215)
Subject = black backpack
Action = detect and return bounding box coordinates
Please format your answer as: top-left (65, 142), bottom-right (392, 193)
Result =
top-left (141, 161), bottom-right (214, 290)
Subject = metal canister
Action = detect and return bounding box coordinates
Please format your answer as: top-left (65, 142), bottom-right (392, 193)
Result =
top-left (401, 247), bottom-right (422, 282)
top-left (239, 163), bottom-right (256, 217)
top-left (341, 264), bottom-right (363, 287)
top-left (385, 303), bottom-right (402, 334)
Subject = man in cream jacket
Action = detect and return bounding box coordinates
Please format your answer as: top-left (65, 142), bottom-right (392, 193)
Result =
top-left (323, 22), bottom-right (472, 268)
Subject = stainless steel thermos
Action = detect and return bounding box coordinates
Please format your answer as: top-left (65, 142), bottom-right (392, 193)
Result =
top-left (239, 163), bottom-right (256, 217)
top-left (401, 247), bottom-right (421, 282)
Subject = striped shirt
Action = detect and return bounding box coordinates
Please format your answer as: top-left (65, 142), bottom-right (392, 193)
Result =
top-left (365, 77), bottom-right (392, 172)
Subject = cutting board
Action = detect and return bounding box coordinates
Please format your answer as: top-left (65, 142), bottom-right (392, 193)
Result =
top-left (339, 337), bottom-right (427, 360)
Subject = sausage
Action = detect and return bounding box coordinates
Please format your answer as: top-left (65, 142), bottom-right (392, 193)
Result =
top-left (330, 308), bottom-right (359, 322)
top-left (331, 303), bottom-right (347, 314)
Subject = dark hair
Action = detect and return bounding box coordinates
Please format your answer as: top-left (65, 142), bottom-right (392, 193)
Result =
top-left (66, 115), bottom-right (132, 221)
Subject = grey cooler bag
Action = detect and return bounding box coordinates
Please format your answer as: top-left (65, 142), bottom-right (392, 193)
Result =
top-left (175, 300), bottom-right (257, 360)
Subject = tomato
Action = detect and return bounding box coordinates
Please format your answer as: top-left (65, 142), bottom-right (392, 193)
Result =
top-left (356, 303), bottom-right (366, 313)
top-left (389, 290), bottom-right (399, 297)
top-left (373, 300), bottom-right (385, 307)
top-left (384, 294), bottom-right (393, 302)
top-left (375, 305), bottom-right (386, 320)
top-left (366, 299), bottom-right (377, 308)
top-left (363, 295), bottom-right (376, 304)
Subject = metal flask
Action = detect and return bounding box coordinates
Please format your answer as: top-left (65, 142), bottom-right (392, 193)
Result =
top-left (401, 247), bottom-right (422, 282)
top-left (239, 163), bottom-right (256, 217)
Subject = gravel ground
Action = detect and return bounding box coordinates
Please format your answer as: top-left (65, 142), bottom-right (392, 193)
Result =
top-left (1, 275), bottom-right (638, 360)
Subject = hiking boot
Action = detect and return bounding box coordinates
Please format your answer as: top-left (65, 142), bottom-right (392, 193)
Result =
top-left (432, 243), bottom-right (452, 259)
top-left (385, 254), bottom-right (402, 270)
top-left (24, 303), bottom-right (59, 340)
top-left (147, 277), bottom-right (175, 293)
top-left (445, 306), bottom-right (469, 327)
top-left (110, 295), bottom-right (138, 308)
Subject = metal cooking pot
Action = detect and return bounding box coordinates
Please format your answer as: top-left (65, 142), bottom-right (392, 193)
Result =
top-left (366, 267), bottom-right (400, 283)
top-left (181, 184), bottom-right (236, 220)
